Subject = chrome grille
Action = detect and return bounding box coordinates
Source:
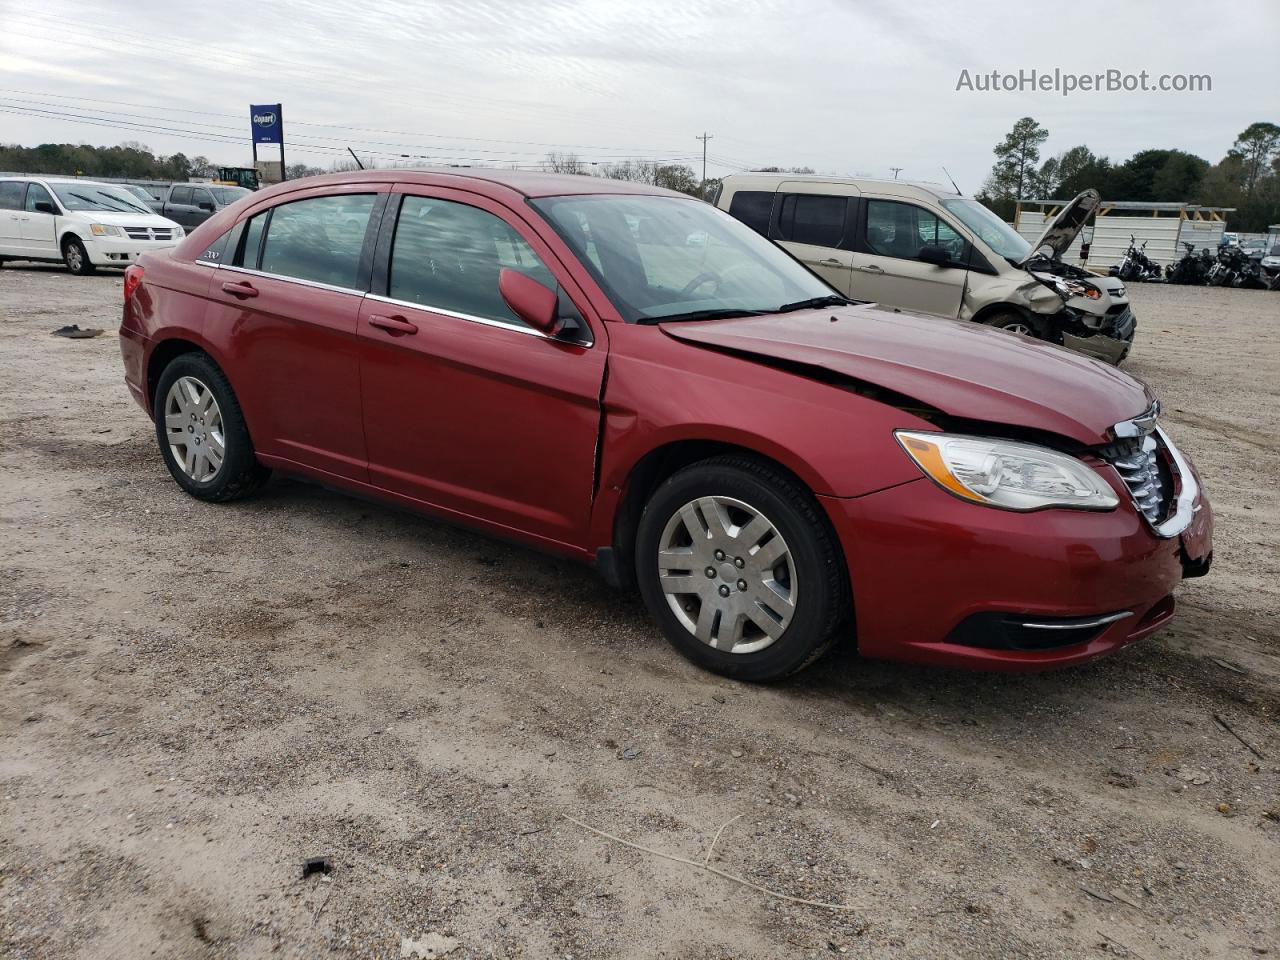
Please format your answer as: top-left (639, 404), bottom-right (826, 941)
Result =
top-left (123, 227), bottom-right (175, 240)
top-left (1098, 434), bottom-right (1172, 524)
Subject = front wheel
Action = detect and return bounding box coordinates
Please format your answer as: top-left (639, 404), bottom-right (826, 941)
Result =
top-left (153, 351), bottom-right (270, 502)
top-left (634, 456), bottom-right (849, 681)
top-left (983, 310), bottom-right (1048, 340)
top-left (62, 237), bottom-right (95, 275)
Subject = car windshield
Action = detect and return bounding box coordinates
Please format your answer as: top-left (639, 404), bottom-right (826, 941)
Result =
top-left (50, 183), bottom-right (152, 214)
top-left (530, 194), bottom-right (837, 323)
top-left (123, 185), bottom-right (157, 203)
top-left (210, 187), bottom-right (250, 205)
top-left (941, 198), bottom-right (1030, 261)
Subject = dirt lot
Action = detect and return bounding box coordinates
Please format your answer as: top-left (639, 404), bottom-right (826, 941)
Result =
top-left (1, 265), bottom-right (1277, 960)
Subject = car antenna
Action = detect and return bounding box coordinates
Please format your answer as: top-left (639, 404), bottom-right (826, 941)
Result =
top-left (347, 147), bottom-right (365, 170)
top-left (941, 166), bottom-right (962, 195)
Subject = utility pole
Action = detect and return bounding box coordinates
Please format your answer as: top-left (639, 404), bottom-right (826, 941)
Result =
top-left (890, 166), bottom-right (903, 180)
top-left (696, 131), bottom-right (713, 192)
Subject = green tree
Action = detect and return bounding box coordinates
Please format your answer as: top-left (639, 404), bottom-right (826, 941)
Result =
top-left (1227, 122), bottom-right (1280, 200)
top-left (985, 117), bottom-right (1049, 202)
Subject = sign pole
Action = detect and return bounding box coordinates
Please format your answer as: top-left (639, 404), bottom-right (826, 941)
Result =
top-left (278, 104), bottom-right (286, 181)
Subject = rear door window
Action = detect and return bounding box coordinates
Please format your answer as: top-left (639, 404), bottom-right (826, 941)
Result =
top-left (257, 194), bottom-right (376, 289)
top-left (237, 213), bottom-right (268, 269)
top-left (727, 190), bottom-right (774, 236)
top-left (170, 186), bottom-right (192, 205)
top-left (776, 193), bottom-right (847, 248)
top-left (387, 195), bottom-right (555, 327)
top-left (0, 181), bottom-right (25, 210)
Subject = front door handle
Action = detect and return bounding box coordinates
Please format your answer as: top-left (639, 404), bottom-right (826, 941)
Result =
top-left (858, 264), bottom-right (885, 274)
top-left (818, 258), bottom-right (844, 267)
top-left (369, 314), bottom-right (418, 335)
top-left (220, 280), bottom-right (258, 298)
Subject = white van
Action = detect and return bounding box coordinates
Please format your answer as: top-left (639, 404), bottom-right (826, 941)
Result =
top-left (0, 176), bottom-right (184, 275)
top-left (713, 174), bottom-right (1135, 364)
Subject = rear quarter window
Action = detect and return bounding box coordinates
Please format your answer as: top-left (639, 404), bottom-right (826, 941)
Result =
top-left (727, 190), bottom-right (774, 236)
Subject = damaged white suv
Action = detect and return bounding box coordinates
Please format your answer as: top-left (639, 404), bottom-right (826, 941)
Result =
top-left (715, 176), bottom-right (1135, 364)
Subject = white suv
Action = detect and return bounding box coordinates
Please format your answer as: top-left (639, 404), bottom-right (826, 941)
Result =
top-left (0, 176), bottom-right (184, 275)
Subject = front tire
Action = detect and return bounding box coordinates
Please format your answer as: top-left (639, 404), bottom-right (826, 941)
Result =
top-left (62, 237), bottom-right (95, 275)
top-left (983, 309), bottom-right (1048, 340)
top-left (635, 456), bottom-right (849, 682)
top-left (153, 352), bottom-right (270, 502)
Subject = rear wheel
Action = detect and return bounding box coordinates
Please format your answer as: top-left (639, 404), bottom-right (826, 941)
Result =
top-left (62, 236), bottom-right (95, 275)
top-left (153, 352), bottom-right (270, 502)
top-left (983, 309), bottom-right (1048, 340)
top-left (635, 456), bottom-right (849, 682)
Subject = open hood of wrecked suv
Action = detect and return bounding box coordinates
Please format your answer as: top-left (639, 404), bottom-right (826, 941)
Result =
top-left (659, 303), bottom-right (1154, 446)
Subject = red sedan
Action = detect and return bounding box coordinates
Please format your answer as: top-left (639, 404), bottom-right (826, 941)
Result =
top-left (118, 170), bottom-right (1212, 681)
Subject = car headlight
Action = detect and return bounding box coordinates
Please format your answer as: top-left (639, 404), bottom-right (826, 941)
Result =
top-left (173, 225), bottom-right (185, 238)
top-left (1049, 276), bottom-right (1101, 300)
top-left (89, 223), bottom-right (123, 237)
top-left (895, 431), bottom-right (1119, 511)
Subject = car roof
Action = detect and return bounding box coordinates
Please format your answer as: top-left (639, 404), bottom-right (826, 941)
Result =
top-left (0, 176), bottom-right (127, 189)
top-left (720, 172), bottom-right (961, 199)
top-left (247, 167), bottom-right (690, 203)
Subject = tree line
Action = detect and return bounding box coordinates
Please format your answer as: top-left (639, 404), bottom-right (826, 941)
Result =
top-left (979, 117), bottom-right (1280, 231)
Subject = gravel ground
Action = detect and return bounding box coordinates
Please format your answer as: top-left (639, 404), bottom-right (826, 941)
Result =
top-left (1, 264), bottom-right (1277, 960)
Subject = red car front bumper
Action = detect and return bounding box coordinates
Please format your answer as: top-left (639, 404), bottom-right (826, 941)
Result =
top-left (821, 476), bottom-right (1213, 671)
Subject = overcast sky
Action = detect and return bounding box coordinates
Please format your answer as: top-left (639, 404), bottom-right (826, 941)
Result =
top-left (1, 0), bottom-right (1275, 190)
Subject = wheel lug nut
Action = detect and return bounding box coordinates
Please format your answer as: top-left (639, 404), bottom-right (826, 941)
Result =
top-left (714, 549), bottom-right (725, 561)
top-left (737, 580), bottom-right (747, 591)
top-left (718, 585), bottom-right (730, 597)
top-left (734, 557), bottom-right (744, 568)
top-left (705, 567), bottom-right (716, 578)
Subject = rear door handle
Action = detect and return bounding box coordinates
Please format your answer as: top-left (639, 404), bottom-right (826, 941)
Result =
top-left (818, 258), bottom-right (844, 267)
top-left (220, 280), bottom-right (258, 298)
top-left (369, 314), bottom-right (418, 335)
top-left (858, 264), bottom-right (884, 274)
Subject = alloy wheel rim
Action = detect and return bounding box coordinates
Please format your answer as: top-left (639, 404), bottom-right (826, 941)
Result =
top-left (1005, 321), bottom-right (1033, 336)
top-left (66, 246), bottom-right (82, 270)
top-left (164, 376), bottom-right (225, 482)
top-left (657, 495), bottom-right (796, 654)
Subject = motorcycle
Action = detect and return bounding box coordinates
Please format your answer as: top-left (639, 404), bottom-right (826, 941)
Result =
top-left (1110, 235), bottom-right (1163, 282)
top-left (1207, 245), bottom-right (1267, 289)
top-left (1165, 242), bottom-right (1215, 285)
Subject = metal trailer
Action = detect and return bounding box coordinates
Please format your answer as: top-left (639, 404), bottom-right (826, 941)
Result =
top-left (1014, 200), bottom-right (1236, 272)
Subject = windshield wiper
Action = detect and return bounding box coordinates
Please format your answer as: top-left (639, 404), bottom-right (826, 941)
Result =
top-left (642, 307), bottom-right (767, 325)
top-left (67, 191), bottom-right (131, 212)
top-left (773, 294), bottom-right (853, 313)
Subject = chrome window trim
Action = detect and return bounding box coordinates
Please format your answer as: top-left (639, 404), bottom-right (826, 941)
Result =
top-left (194, 259), bottom-right (221, 267)
top-left (219, 263), bottom-right (366, 298)
top-left (1150, 425), bottom-right (1199, 539)
top-left (366, 293), bottom-right (554, 341)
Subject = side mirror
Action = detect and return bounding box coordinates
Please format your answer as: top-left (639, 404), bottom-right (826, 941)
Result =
top-left (34, 201), bottom-right (57, 215)
top-left (918, 244), bottom-right (952, 267)
top-left (499, 268), bottom-right (557, 334)
top-left (198, 202), bottom-right (214, 212)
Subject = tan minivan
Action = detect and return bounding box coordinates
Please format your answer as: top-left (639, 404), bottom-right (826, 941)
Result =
top-left (713, 174), bottom-right (1135, 363)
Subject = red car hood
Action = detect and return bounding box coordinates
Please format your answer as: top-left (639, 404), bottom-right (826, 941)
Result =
top-left (659, 304), bottom-right (1154, 445)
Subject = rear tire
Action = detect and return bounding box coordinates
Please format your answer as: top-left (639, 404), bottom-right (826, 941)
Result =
top-left (634, 456), bottom-right (849, 682)
top-left (983, 309), bottom-right (1048, 340)
top-left (153, 351), bottom-right (270, 502)
top-left (62, 236), bottom-right (95, 275)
